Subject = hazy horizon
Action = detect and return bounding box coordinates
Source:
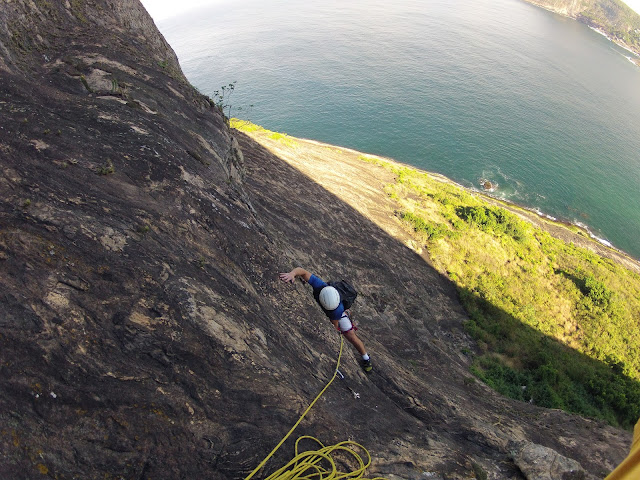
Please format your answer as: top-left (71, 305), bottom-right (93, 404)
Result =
top-left (139, 0), bottom-right (640, 22)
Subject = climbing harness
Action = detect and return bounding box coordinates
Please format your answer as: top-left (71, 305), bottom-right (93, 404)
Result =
top-left (243, 336), bottom-right (385, 480)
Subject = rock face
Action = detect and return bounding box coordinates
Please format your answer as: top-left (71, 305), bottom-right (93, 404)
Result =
top-left (511, 441), bottom-right (588, 480)
top-left (0, 1), bottom-right (633, 479)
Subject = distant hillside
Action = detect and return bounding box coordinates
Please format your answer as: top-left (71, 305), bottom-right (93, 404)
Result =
top-left (525, 0), bottom-right (640, 59)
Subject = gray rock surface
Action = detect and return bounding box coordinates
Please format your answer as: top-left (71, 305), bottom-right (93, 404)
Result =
top-left (511, 441), bottom-right (590, 480)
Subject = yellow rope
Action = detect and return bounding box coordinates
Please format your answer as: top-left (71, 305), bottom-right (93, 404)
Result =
top-left (263, 436), bottom-right (387, 480)
top-left (243, 337), bottom-right (387, 480)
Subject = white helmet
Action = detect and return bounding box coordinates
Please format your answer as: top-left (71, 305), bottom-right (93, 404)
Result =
top-left (319, 286), bottom-right (341, 311)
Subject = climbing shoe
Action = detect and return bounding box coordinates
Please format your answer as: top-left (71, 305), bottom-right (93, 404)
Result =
top-left (361, 358), bottom-right (372, 373)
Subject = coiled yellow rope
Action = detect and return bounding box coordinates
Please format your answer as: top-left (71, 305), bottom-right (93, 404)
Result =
top-left (244, 337), bottom-right (387, 480)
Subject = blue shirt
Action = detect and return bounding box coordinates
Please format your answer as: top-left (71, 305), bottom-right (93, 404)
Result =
top-left (309, 274), bottom-right (345, 321)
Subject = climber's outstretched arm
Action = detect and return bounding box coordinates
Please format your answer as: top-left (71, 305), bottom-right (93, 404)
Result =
top-left (279, 267), bottom-right (312, 283)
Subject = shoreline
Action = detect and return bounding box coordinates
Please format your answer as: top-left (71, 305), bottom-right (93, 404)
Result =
top-left (289, 134), bottom-right (640, 270)
top-left (477, 190), bottom-right (622, 251)
top-left (445, 184), bottom-right (640, 273)
top-left (587, 25), bottom-right (640, 63)
top-left (523, 0), bottom-right (640, 66)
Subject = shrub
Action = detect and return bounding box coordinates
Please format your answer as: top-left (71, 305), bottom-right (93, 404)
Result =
top-left (456, 205), bottom-right (529, 241)
top-left (96, 160), bottom-right (115, 175)
top-left (582, 275), bottom-right (612, 307)
top-left (471, 356), bottom-right (530, 401)
top-left (400, 211), bottom-right (448, 240)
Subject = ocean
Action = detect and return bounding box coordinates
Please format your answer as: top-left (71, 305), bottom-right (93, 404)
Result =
top-left (156, 0), bottom-right (640, 260)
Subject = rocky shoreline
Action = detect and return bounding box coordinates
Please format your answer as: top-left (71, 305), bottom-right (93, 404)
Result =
top-left (523, 0), bottom-right (640, 66)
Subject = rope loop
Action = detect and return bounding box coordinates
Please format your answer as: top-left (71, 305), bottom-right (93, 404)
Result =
top-left (243, 337), bottom-right (388, 480)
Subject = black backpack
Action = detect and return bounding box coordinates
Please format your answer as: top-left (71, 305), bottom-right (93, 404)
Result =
top-left (328, 280), bottom-right (358, 310)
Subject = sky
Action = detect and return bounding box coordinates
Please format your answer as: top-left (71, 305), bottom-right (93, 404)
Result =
top-left (139, 0), bottom-right (640, 22)
top-left (626, 0), bottom-right (640, 14)
top-left (623, 0), bottom-right (640, 14)
top-left (139, 0), bottom-right (224, 22)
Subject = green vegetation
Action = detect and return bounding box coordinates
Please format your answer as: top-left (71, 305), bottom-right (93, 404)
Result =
top-left (70, 0), bottom-right (87, 24)
top-left (472, 462), bottom-right (488, 480)
top-left (579, 0), bottom-right (640, 50)
top-left (267, 132), bottom-right (297, 147)
top-left (212, 81), bottom-right (237, 122)
top-left (80, 75), bottom-right (92, 93)
top-left (371, 157), bottom-right (640, 429)
top-left (231, 119), bottom-right (298, 148)
top-left (532, 0), bottom-right (640, 52)
top-left (230, 118), bottom-right (263, 132)
top-left (96, 160), bottom-right (115, 175)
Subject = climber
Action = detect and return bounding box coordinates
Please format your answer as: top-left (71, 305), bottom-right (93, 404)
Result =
top-left (604, 417), bottom-right (640, 480)
top-left (279, 267), bottom-right (372, 372)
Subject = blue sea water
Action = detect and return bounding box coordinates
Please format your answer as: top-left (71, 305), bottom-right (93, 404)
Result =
top-left (157, 0), bottom-right (640, 260)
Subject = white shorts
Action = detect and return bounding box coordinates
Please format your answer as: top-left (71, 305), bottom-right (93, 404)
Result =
top-left (338, 314), bottom-right (355, 333)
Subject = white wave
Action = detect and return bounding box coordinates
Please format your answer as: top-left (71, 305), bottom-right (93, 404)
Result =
top-left (533, 209), bottom-right (557, 221)
top-left (590, 233), bottom-right (613, 248)
top-left (589, 26), bottom-right (608, 38)
top-left (574, 222), bottom-right (613, 248)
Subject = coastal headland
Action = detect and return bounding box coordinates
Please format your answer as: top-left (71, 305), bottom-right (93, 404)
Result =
top-left (523, 0), bottom-right (640, 65)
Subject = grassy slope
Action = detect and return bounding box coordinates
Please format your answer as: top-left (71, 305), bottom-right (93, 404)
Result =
top-left (368, 156), bottom-right (640, 429)
top-left (232, 120), bottom-right (640, 429)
